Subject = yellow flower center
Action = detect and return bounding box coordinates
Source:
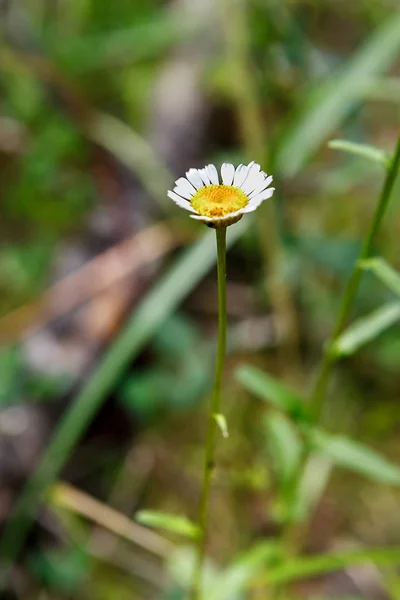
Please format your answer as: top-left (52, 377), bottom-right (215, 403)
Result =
top-left (191, 184), bottom-right (248, 218)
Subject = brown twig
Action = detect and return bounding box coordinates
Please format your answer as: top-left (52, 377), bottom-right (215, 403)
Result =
top-left (0, 222), bottom-right (189, 343)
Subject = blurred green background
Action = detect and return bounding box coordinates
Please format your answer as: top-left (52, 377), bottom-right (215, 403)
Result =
top-left (1, 0), bottom-right (400, 598)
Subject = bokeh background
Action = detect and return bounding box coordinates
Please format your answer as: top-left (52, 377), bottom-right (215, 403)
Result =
top-left (1, 0), bottom-right (400, 598)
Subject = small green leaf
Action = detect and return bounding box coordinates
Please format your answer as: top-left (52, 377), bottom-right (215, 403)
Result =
top-left (295, 455), bottom-right (333, 521)
top-left (260, 547), bottom-right (400, 586)
top-left (136, 510), bottom-right (199, 540)
top-left (213, 413), bottom-right (229, 438)
top-left (210, 541), bottom-right (278, 600)
top-left (264, 413), bottom-right (302, 485)
top-left (236, 365), bottom-right (308, 421)
top-left (310, 429), bottom-right (400, 485)
top-left (332, 302), bottom-right (400, 357)
top-left (30, 546), bottom-right (90, 593)
top-left (361, 258), bottom-right (400, 297)
top-left (328, 139), bottom-right (389, 166)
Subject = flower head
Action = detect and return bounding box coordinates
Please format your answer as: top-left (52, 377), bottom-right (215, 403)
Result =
top-left (168, 162), bottom-right (274, 227)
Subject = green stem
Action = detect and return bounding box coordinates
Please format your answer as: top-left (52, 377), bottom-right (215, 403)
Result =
top-left (309, 136), bottom-right (400, 421)
top-left (191, 227), bottom-right (227, 600)
top-left (278, 137), bottom-right (400, 565)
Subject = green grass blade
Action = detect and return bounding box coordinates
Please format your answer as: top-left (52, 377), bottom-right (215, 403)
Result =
top-left (328, 139), bottom-right (389, 166)
top-left (259, 547), bottom-right (400, 586)
top-left (0, 221), bottom-right (246, 584)
top-left (51, 15), bottom-right (199, 72)
top-left (136, 510), bottom-right (199, 540)
top-left (264, 412), bottom-right (302, 485)
top-left (213, 545), bottom-right (400, 595)
top-left (236, 364), bottom-right (308, 421)
top-left (332, 302), bottom-right (400, 357)
top-left (275, 12), bottom-right (400, 177)
top-left (310, 429), bottom-right (400, 485)
top-left (89, 112), bottom-right (172, 212)
top-left (210, 541), bottom-right (278, 600)
top-left (361, 258), bottom-right (400, 297)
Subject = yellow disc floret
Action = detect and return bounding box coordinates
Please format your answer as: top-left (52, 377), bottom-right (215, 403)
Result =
top-left (191, 184), bottom-right (248, 218)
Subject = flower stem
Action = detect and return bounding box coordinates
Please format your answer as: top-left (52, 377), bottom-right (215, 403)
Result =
top-left (191, 227), bottom-right (227, 600)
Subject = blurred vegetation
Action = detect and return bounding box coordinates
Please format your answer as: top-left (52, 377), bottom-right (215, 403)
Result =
top-left (1, 0), bottom-right (400, 598)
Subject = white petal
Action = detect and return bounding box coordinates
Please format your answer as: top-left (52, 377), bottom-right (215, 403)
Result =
top-left (190, 205), bottom-right (247, 223)
top-left (233, 164), bottom-right (247, 187)
top-left (236, 163), bottom-right (257, 191)
top-left (199, 168), bottom-right (211, 186)
top-left (241, 164), bottom-right (262, 194)
top-left (206, 164), bottom-right (219, 184)
top-left (186, 169), bottom-right (204, 190)
top-left (243, 187), bottom-right (275, 212)
top-left (174, 176), bottom-right (196, 193)
top-left (221, 163), bottom-right (235, 185)
top-left (190, 214), bottom-right (213, 222)
top-left (173, 185), bottom-right (193, 200)
top-left (173, 177), bottom-right (196, 200)
top-left (167, 191), bottom-right (197, 213)
top-left (248, 175), bottom-right (273, 199)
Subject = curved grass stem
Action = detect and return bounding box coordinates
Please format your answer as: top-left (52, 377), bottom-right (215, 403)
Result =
top-left (278, 137), bottom-right (400, 571)
top-left (191, 227), bottom-right (227, 600)
top-left (309, 136), bottom-right (400, 421)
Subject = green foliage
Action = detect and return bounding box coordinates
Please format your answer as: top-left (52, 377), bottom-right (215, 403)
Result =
top-left (295, 454), bottom-right (333, 521)
top-left (120, 314), bottom-right (210, 422)
top-left (264, 412), bottom-right (302, 485)
top-left (30, 545), bottom-right (91, 593)
top-left (209, 541), bottom-right (278, 600)
top-left (213, 413), bottom-right (229, 439)
top-left (328, 139), bottom-right (390, 166)
top-left (0, 346), bottom-right (70, 405)
top-left (361, 258), bottom-right (400, 297)
top-left (51, 13), bottom-right (199, 73)
top-left (261, 546), bottom-right (400, 586)
top-left (0, 240), bottom-right (53, 316)
top-left (309, 429), bottom-right (400, 484)
top-left (236, 364), bottom-right (308, 421)
top-left (3, 1), bottom-right (400, 597)
top-left (332, 302), bottom-right (400, 357)
top-left (0, 221), bottom-right (247, 573)
top-left (0, 347), bottom-right (23, 405)
top-left (89, 112), bottom-right (172, 211)
top-left (275, 11), bottom-right (400, 175)
top-left (136, 510), bottom-right (199, 540)
top-left (4, 114), bottom-right (92, 234)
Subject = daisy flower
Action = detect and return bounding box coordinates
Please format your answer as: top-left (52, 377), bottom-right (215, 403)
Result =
top-left (168, 161), bottom-right (274, 227)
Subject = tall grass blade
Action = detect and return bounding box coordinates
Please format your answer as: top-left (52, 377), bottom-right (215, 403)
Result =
top-left (276, 12), bottom-right (400, 176)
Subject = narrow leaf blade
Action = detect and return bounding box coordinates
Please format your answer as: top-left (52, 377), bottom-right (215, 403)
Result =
top-left (213, 413), bottom-right (229, 438)
top-left (261, 547), bottom-right (400, 586)
top-left (328, 139), bottom-right (389, 166)
top-left (210, 541), bottom-right (278, 600)
top-left (264, 413), bottom-right (302, 484)
top-left (361, 258), bottom-right (400, 297)
top-left (136, 510), bottom-right (199, 540)
top-left (236, 364), bottom-right (308, 420)
top-left (276, 12), bottom-right (400, 176)
top-left (332, 303), bottom-right (400, 357)
top-left (310, 429), bottom-right (400, 485)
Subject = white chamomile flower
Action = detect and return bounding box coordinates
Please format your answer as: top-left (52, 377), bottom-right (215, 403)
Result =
top-left (167, 162), bottom-right (275, 228)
